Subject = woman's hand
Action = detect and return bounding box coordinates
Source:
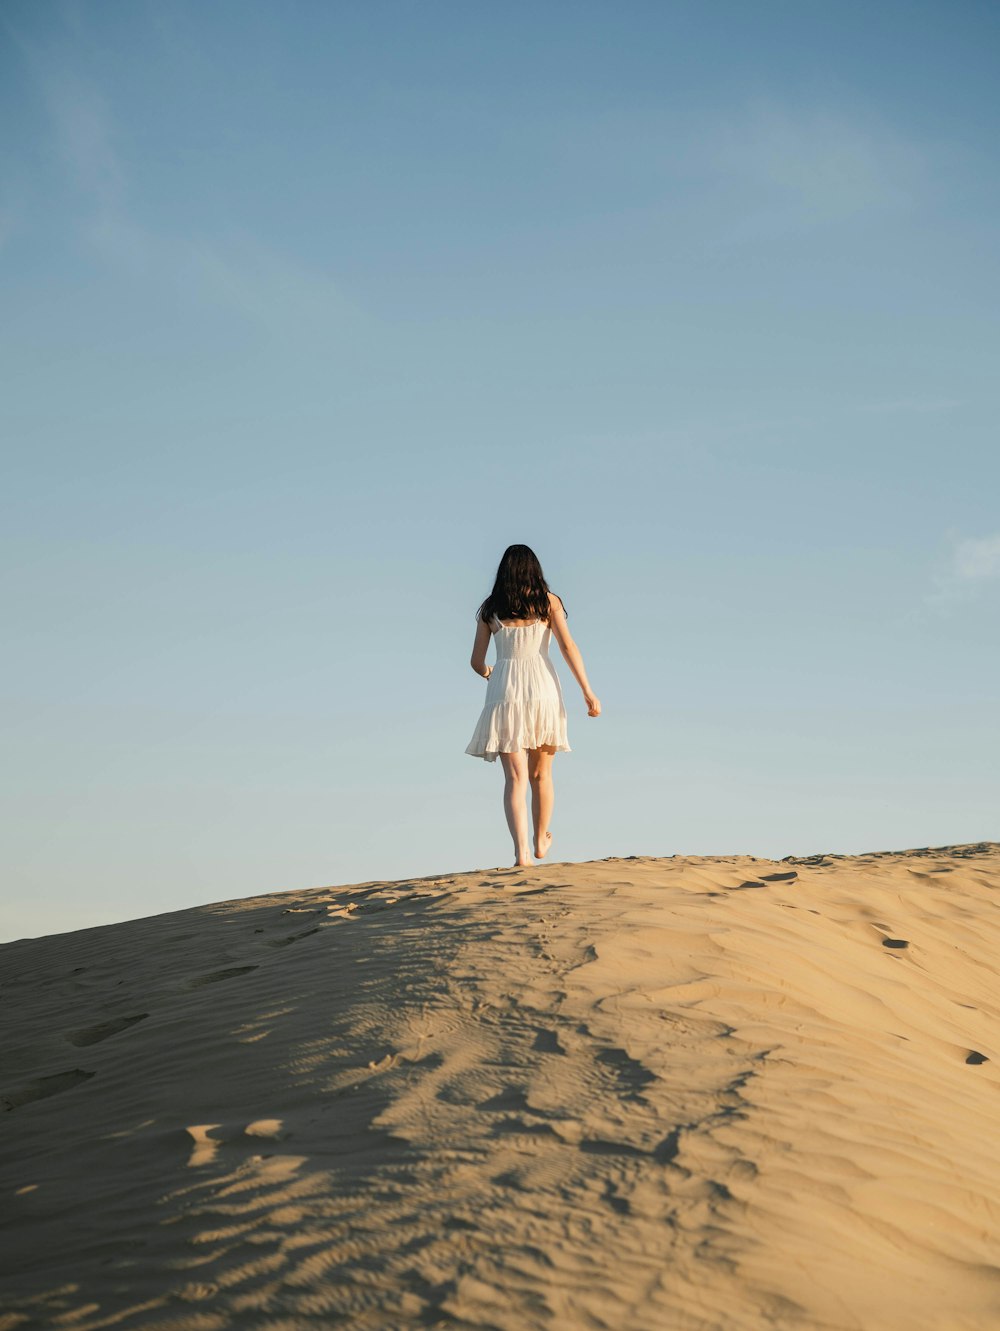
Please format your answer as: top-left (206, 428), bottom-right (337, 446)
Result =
top-left (584, 692), bottom-right (601, 717)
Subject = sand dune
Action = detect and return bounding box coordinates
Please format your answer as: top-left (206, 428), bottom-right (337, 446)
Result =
top-left (2, 843), bottom-right (1000, 1330)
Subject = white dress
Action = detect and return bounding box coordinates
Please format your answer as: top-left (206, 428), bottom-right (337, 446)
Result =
top-left (465, 616), bottom-right (571, 762)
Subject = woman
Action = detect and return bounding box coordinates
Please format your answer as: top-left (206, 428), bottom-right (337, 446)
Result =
top-left (466, 544), bottom-right (601, 867)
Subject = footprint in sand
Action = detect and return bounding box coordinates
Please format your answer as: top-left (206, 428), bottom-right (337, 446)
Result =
top-left (881, 938), bottom-right (909, 950)
top-left (265, 927), bottom-right (321, 948)
top-left (492, 1116), bottom-right (560, 1140)
top-left (186, 965), bottom-right (258, 989)
top-left (532, 1027), bottom-right (566, 1055)
top-left (65, 1013), bottom-right (148, 1047)
top-left (595, 1046), bottom-right (657, 1100)
top-left (2, 1068), bottom-right (95, 1111)
top-left (185, 1117), bottom-right (287, 1166)
top-left (966, 1051), bottom-right (989, 1065)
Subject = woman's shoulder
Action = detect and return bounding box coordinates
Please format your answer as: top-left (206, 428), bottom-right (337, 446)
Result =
top-left (547, 590), bottom-right (567, 615)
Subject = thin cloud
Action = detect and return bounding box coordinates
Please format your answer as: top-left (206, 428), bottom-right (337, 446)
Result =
top-left (699, 99), bottom-right (926, 245)
top-left (954, 534), bottom-right (1000, 581)
top-left (544, 95), bottom-right (927, 241)
top-left (86, 210), bottom-right (346, 335)
top-left (24, 42), bottom-right (348, 338)
top-left (40, 66), bottom-right (124, 213)
top-left (926, 533), bottom-right (1000, 608)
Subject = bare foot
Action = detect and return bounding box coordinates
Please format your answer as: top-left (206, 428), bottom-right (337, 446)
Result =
top-left (514, 857), bottom-right (533, 867)
top-left (534, 830), bottom-right (552, 860)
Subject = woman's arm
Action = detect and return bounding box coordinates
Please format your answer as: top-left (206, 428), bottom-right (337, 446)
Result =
top-left (469, 616), bottom-right (493, 678)
top-left (548, 593), bottom-right (601, 716)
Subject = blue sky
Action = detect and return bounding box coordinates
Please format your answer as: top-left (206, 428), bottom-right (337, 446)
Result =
top-left (2, 0), bottom-right (998, 940)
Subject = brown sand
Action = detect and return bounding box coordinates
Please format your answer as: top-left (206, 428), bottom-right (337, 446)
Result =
top-left (2, 843), bottom-right (999, 1330)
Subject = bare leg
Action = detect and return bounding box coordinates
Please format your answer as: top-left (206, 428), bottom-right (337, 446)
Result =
top-left (499, 751), bottom-right (532, 867)
top-left (527, 745), bottom-right (556, 859)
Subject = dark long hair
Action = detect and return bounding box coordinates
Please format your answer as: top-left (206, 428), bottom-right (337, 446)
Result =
top-left (476, 544), bottom-right (566, 625)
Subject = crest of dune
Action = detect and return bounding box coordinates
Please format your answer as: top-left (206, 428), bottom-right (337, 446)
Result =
top-left (2, 843), bottom-right (999, 1329)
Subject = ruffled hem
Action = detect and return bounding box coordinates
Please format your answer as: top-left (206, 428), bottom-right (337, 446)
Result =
top-left (465, 700), bottom-right (570, 762)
